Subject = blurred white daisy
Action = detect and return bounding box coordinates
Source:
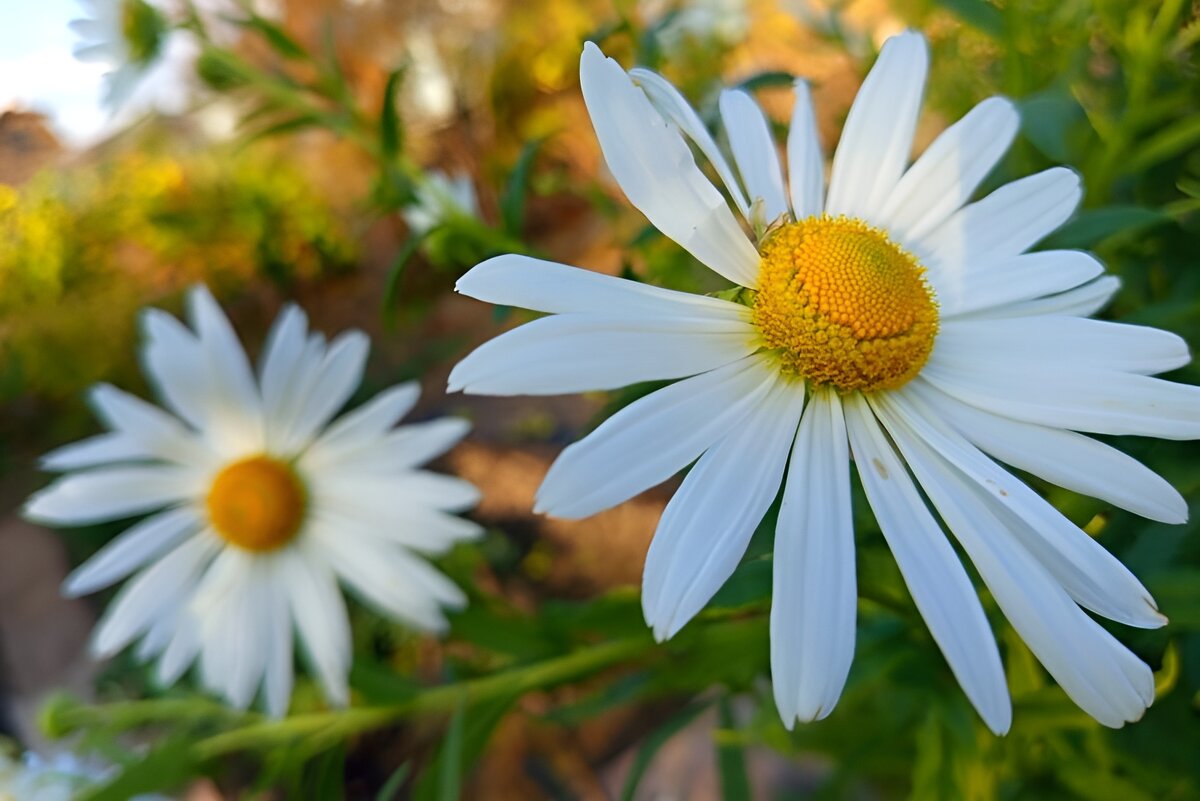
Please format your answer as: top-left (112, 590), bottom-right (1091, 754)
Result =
top-left (0, 749), bottom-right (171, 801)
top-left (26, 286), bottom-right (480, 716)
top-left (70, 0), bottom-right (196, 115)
top-left (642, 0), bottom-right (750, 51)
top-left (402, 169), bottom-right (481, 237)
top-left (449, 34), bottom-right (1200, 733)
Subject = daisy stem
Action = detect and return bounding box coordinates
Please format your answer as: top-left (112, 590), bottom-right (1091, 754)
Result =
top-left (191, 635), bottom-right (651, 759)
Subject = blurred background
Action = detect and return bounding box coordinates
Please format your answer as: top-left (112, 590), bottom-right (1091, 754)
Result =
top-left (1, 0), bottom-right (1199, 798)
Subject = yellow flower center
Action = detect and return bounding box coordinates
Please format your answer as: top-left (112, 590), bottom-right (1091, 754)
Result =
top-left (206, 456), bottom-right (307, 552)
top-left (751, 216), bottom-right (938, 392)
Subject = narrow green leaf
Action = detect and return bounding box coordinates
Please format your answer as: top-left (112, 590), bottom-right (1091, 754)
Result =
top-left (1128, 115), bottom-right (1200, 173)
top-left (620, 701), bottom-right (712, 801)
top-left (933, 0), bottom-right (1004, 37)
top-left (244, 14), bottom-right (310, 60)
top-left (1019, 86), bottom-right (1085, 163)
top-left (735, 71), bottom-right (796, 93)
top-left (1042, 205), bottom-right (1170, 248)
top-left (500, 139), bottom-right (544, 236)
top-left (438, 699), bottom-right (466, 801)
top-left (380, 68), bottom-right (406, 158)
top-left (376, 762), bottom-right (412, 801)
top-left (381, 231), bottom-right (430, 327)
top-left (715, 698), bottom-right (752, 801)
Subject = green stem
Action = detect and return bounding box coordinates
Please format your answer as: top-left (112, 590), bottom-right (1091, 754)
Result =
top-left (193, 636), bottom-right (650, 759)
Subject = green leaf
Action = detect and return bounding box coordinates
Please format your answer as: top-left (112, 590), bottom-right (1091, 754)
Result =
top-left (715, 698), bottom-right (752, 801)
top-left (307, 744), bottom-right (346, 801)
top-left (500, 139), bottom-right (544, 236)
top-left (376, 762), bottom-right (412, 801)
top-left (933, 0), bottom-right (1004, 37)
top-left (620, 700), bottom-right (712, 801)
top-left (380, 69), bottom-right (406, 159)
top-left (1041, 205), bottom-right (1170, 248)
top-left (243, 13), bottom-right (310, 61)
top-left (413, 695), bottom-right (515, 801)
top-left (1019, 86), bottom-right (1085, 163)
top-left (1128, 115), bottom-right (1200, 173)
top-left (735, 71), bottom-right (796, 93)
top-left (381, 231), bottom-right (430, 327)
top-left (708, 558), bottom-right (771, 610)
top-left (438, 699), bottom-right (466, 801)
top-left (78, 737), bottom-right (197, 801)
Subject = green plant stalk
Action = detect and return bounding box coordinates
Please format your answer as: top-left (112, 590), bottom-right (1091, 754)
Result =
top-left (192, 636), bottom-right (650, 759)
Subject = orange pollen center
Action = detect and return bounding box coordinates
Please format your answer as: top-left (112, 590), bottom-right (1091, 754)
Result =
top-left (206, 456), bottom-right (307, 552)
top-left (751, 215), bottom-right (939, 392)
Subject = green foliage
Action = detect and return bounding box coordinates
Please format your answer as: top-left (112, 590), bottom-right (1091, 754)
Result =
top-left (0, 144), bottom-right (355, 404)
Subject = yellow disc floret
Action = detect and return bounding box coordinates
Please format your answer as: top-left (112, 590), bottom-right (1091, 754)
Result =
top-left (206, 456), bottom-right (307, 552)
top-left (752, 215), bottom-right (938, 392)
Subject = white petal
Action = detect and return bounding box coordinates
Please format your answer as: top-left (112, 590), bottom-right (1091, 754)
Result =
top-left (308, 504), bottom-right (482, 556)
top-left (536, 355), bottom-right (777, 519)
top-left (447, 312), bottom-right (757, 396)
top-left (915, 168), bottom-right (1081, 284)
top-left (642, 376), bottom-right (804, 641)
top-left (455, 254), bottom-right (751, 319)
top-left (876, 390), bottom-right (1166, 629)
top-left (260, 304), bottom-right (311, 447)
top-left (935, 250), bottom-right (1105, 318)
top-left (91, 535), bottom-right (220, 658)
top-left (41, 433), bottom-right (150, 471)
top-left (886, 425), bottom-right (1154, 727)
top-left (719, 89), bottom-right (789, 222)
top-left (920, 359), bottom-right (1200, 440)
top-left (194, 549), bottom-right (267, 709)
top-left (141, 307), bottom-right (210, 430)
top-left (771, 390), bottom-right (855, 727)
top-left (63, 506), bottom-right (203, 597)
top-left (310, 531), bottom-right (455, 632)
top-left (25, 465), bottom-right (203, 525)
top-left (157, 613), bottom-right (203, 686)
top-left (580, 42), bottom-right (760, 287)
top-left (282, 548), bottom-right (351, 706)
top-left (89, 384), bottom-right (216, 467)
top-left (319, 470), bottom-right (479, 515)
top-left (186, 286), bottom-right (265, 452)
top-left (311, 418), bottom-right (470, 475)
top-left (825, 31), bottom-right (929, 222)
top-left (630, 67), bottom-right (750, 216)
top-left (908, 381), bottom-right (1186, 524)
top-left (934, 316), bottom-right (1191, 376)
top-left (971, 276), bottom-right (1120, 320)
top-left (786, 80), bottom-right (824, 220)
top-left (300, 382), bottom-right (422, 470)
top-left (262, 564), bottom-right (295, 718)
top-left (879, 97), bottom-right (1019, 244)
top-left (280, 331), bottom-right (370, 453)
top-left (842, 395), bottom-right (1011, 735)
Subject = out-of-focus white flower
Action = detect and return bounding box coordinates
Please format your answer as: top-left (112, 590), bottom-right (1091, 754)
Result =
top-left (405, 25), bottom-right (456, 123)
top-left (26, 286), bottom-right (481, 716)
top-left (642, 0), bottom-right (750, 51)
top-left (450, 35), bottom-right (1200, 734)
top-left (403, 170), bottom-right (481, 236)
top-left (0, 749), bottom-right (170, 801)
top-left (70, 0), bottom-right (196, 116)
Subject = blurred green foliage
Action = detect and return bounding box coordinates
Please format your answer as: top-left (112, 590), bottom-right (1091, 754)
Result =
top-left (0, 142), bottom-right (356, 404)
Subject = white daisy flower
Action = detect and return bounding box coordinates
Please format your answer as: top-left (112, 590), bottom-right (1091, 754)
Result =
top-left (25, 286), bottom-right (480, 716)
top-left (402, 169), bottom-right (481, 237)
top-left (70, 0), bottom-right (194, 115)
top-left (448, 33), bottom-right (1200, 734)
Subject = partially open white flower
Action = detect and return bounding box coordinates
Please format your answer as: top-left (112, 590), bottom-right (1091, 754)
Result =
top-left (70, 0), bottom-right (194, 115)
top-left (402, 169), bottom-right (481, 237)
top-left (449, 34), bottom-right (1200, 734)
top-left (27, 286), bottom-right (480, 716)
